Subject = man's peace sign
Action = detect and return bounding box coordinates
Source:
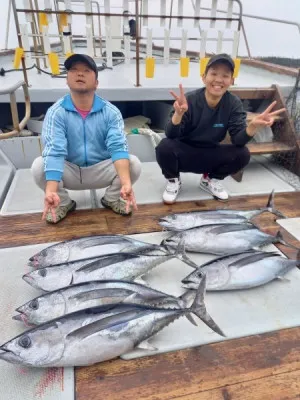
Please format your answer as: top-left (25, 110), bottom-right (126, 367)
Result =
top-left (250, 101), bottom-right (286, 128)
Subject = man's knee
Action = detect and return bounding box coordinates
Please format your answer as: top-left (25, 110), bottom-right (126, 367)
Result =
top-left (31, 156), bottom-right (45, 184)
top-left (129, 155), bottom-right (142, 182)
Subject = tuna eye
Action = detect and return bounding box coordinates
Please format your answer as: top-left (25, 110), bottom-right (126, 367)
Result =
top-left (18, 336), bottom-right (31, 349)
top-left (29, 299), bottom-right (39, 310)
top-left (38, 269), bottom-right (47, 277)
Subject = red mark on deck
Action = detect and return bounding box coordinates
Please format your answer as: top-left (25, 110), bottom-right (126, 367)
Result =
top-left (34, 367), bottom-right (64, 398)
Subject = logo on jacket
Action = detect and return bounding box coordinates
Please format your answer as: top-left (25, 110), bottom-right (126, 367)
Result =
top-left (213, 123), bottom-right (224, 128)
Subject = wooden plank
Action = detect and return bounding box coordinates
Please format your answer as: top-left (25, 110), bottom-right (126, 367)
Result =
top-left (247, 141), bottom-right (295, 155)
top-left (75, 327), bottom-right (300, 400)
top-left (229, 88), bottom-right (275, 100)
top-left (1, 192), bottom-right (300, 252)
top-left (172, 369), bottom-right (300, 400)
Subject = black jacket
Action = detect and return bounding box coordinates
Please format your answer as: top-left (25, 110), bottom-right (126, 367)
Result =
top-left (165, 88), bottom-right (251, 147)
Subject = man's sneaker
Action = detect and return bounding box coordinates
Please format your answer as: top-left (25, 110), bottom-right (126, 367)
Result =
top-left (46, 200), bottom-right (76, 224)
top-left (101, 196), bottom-right (131, 216)
top-left (199, 176), bottom-right (229, 201)
top-left (163, 178), bottom-right (182, 204)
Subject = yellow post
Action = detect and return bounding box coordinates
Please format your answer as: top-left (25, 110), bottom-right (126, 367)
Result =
top-left (48, 52), bottom-right (60, 75)
top-left (180, 57), bottom-right (190, 78)
top-left (39, 13), bottom-right (48, 28)
top-left (200, 57), bottom-right (209, 76)
top-left (66, 52), bottom-right (74, 60)
top-left (233, 58), bottom-right (241, 78)
top-left (59, 14), bottom-right (68, 33)
top-left (145, 57), bottom-right (155, 78)
top-left (13, 48), bottom-right (24, 69)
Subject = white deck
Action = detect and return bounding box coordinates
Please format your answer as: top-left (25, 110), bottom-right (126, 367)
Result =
top-left (0, 51), bottom-right (296, 103)
top-left (0, 158), bottom-right (295, 216)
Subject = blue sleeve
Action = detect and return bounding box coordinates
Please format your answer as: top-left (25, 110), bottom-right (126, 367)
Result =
top-left (42, 105), bottom-right (67, 181)
top-left (104, 107), bottom-right (129, 162)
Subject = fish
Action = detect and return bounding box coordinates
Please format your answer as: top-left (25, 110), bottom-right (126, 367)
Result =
top-left (0, 276), bottom-right (224, 367)
top-left (27, 235), bottom-right (150, 268)
top-left (13, 280), bottom-right (195, 325)
top-left (161, 224), bottom-right (297, 255)
top-left (159, 190), bottom-right (285, 231)
top-left (182, 250), bottom-right (300, 290)
top-left (23, 243), bottom-right (195, 292)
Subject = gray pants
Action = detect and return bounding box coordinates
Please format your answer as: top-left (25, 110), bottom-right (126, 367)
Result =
top-left (31, 156), bottom-right (142, 206)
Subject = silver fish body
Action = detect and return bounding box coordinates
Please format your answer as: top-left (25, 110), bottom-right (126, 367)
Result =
top-left (28, 235), bottom-right (150, 268)
top-left (162, 224), bottom-right (281, 255)
top-left (159, 190), bottom-right (285, 231)
top-left (0, 276), bottom-right (224, 367)
top-left (23, 246), bottom-right (182, 292)
top-left (14, 280), bottom-right (187, 325)
top-left (182, 250), bottom-right (299, 290)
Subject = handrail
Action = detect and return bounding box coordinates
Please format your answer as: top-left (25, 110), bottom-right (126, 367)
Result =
top-left (0, 81), bottom-right (31, 140)
top-left (198, 5), bottom-right (300, 56)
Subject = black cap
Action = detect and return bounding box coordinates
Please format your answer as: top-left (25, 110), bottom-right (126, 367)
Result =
top-left (64, 54), bottom-right (98, 78)
top-left (205, 53), bottom-right (235, 74)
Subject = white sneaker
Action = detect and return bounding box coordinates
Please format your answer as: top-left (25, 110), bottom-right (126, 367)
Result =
top-left (163, 178), bottom-right (182, 204)
top-left (200, 176), bottom-right (229, 201)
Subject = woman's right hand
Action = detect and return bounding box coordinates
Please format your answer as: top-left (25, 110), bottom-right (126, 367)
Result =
top-left (170, 84), bottom-right (188, 116)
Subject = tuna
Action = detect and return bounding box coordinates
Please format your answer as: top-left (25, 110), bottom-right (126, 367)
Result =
top-left (0, 276), bottom-right (224, 367)
top-left (27, 235), bottom-right (150, 268)
top-left (182, 250), bottom-right (300, 290)
top-left (159, 190), bottom-right (285, 231)
top-left (161, 224), bottom-right (297, 255)
top-left (13, 280), bottom-right (195, 325)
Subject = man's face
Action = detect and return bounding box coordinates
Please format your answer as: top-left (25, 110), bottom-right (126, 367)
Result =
top-left (67, 61), bottom-right (98, 94)
top-left (202, 63), bottom-right (234, 98)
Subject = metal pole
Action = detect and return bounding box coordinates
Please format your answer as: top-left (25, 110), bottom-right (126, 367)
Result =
top-left (241, 20), bottom-right (251, 59)
top-left (11, 0), bottom-right (29, 86)
top-left (135, 0), bottom-right (140, 87)
top-left (5, 0), bottom-right (12, 50)
top-left (29, 0), bottom-right (41, 72)
top-left (34, 0), bottom-right (47, 68)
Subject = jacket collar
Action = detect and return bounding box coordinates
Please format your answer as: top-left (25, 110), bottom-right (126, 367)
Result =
top-left (62, 93), bottom-right (105, 113)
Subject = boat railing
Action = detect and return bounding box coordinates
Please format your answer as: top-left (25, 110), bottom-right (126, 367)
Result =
top-left (0, 81), bottom-right (31, 139)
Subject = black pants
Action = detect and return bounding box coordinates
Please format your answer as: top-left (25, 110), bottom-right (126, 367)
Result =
top-left (155, 138), bottom-right (250, 180)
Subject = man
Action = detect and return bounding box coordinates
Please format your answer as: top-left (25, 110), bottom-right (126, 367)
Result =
top-left (31, 54), bottom-right (141, 223)
top-left (156, 53), bottom-right (285, 204)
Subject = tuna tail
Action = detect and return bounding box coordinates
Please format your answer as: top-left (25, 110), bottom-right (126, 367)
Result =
top-left (173, 238), bottom-right (199, 269)
top-left (296, 250), bottom-right (300, 269)
top-left (190, 275), bottom-right (225, 337)
top-left (275, 231), bottom-right (300, 250)
top-left (263, 190), bottom-right (286, 219)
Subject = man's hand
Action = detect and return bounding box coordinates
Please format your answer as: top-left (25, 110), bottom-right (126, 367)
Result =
top-left (120, 183), bottom-right (138, 214)
top-left (247, 101), bottom-right (286, 137)
top-left (42, 191), bottom-right (60, 223)
top-left (170, 84), bottom-right (188, 117)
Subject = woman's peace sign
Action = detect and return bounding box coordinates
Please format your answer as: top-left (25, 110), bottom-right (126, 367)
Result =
top-left (170, 84), bottom-right (188, 116)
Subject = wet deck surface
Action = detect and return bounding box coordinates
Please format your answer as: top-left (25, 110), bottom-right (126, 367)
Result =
top-left (0, 191), bottom-right (300, 399)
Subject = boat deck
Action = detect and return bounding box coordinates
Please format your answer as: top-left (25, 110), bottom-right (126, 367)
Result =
top-left (0, 51), bottom-right (297, 103)
top-left (0, 191), bottom-right (300, 399)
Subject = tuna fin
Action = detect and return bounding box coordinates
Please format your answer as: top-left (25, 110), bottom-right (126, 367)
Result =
top-left (172, 239), bottom-right (198, 269)
top-left (134, 276), bottom-right (148, 286)
top-left (275, 231), bottom-right (300, 250)
top-left (179, 289), bottom-right (197, 307)
top-left (276, 276), bottom-right (290, 282)
top-left (137, 340), bottom-right (158, 351)
top-left (190, 275), bottom-right (225, 337)
top-left (69, 288), bottom-right (133, 302)
top-left (67, 309), bottom-right (143, 341)
top-left (228, 251), bottom-right (281, 268)
top-left (265, 190), bottom-right (286, 219)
